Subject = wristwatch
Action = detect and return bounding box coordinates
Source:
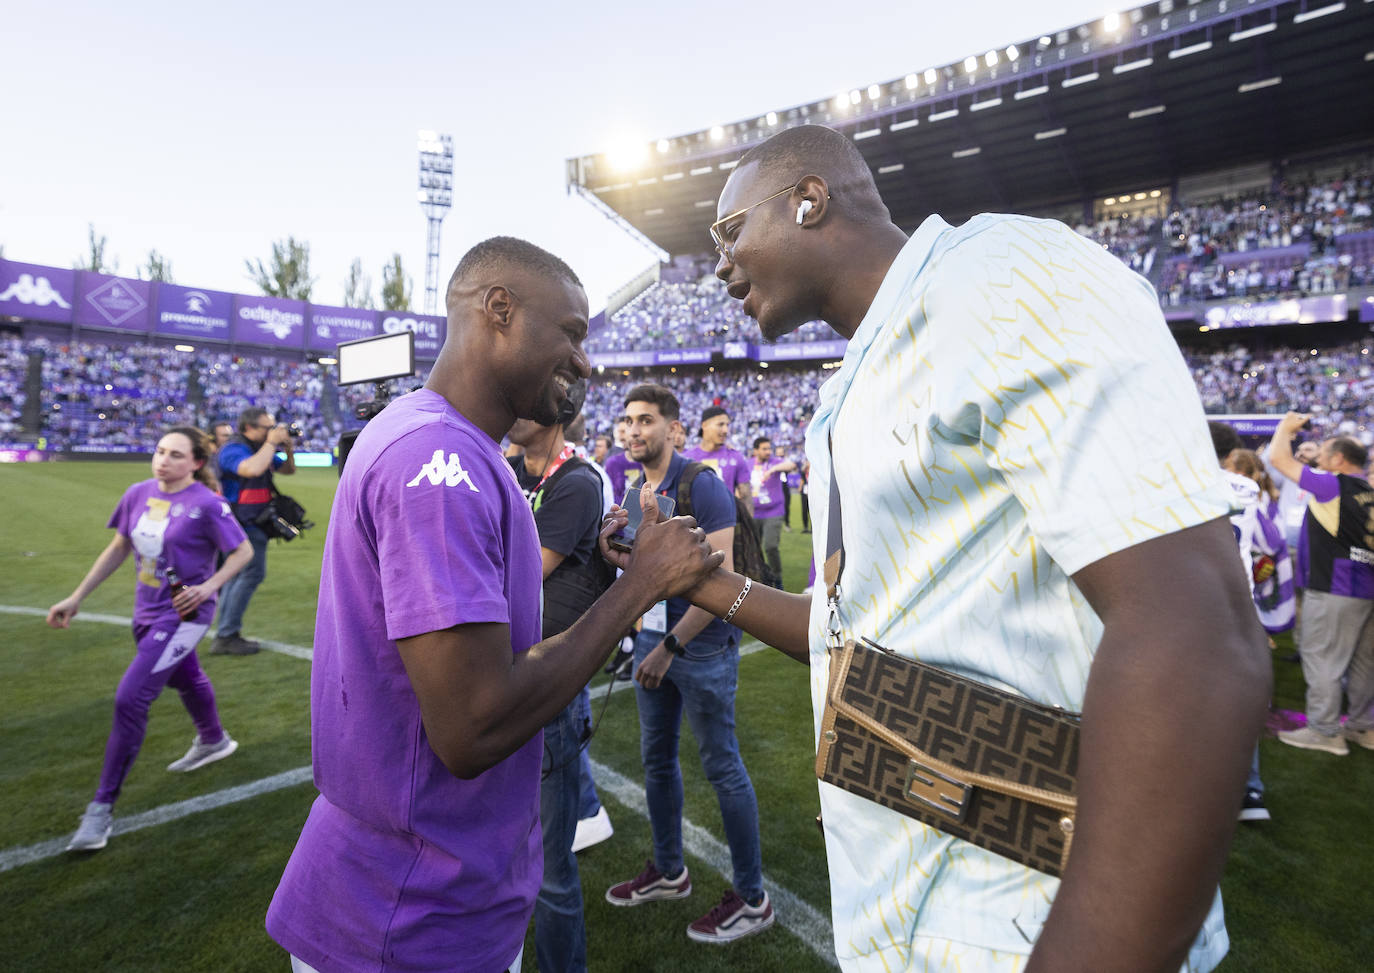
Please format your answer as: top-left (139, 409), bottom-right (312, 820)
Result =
top-left (662, 633), bottom-right (685, 657)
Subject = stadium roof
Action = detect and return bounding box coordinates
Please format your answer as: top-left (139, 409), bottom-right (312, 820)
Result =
top-left (567, 0), bottom-right (1374, 258)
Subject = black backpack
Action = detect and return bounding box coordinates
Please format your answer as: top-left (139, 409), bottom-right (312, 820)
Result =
top-left (675, 462), bottom-right (779, 589)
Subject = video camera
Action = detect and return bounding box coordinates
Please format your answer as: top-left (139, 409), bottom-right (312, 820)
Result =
top-left (336, 330), bottom-right (417, 474)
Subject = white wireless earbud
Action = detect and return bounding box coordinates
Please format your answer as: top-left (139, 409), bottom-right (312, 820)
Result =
top-left (796, 200), bottom-right (813, 225)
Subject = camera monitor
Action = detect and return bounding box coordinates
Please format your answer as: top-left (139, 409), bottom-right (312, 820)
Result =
top-left (337, 330), bottom-right (416, 387)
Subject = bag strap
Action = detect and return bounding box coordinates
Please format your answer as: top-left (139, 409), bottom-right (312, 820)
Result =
top-left (675, 461), bottom-right (706, 520)
top-left (823, 434), bottom-right (847, 650)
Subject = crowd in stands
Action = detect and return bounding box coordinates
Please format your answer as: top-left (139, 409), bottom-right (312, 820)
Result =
top-left (5, 332), bottom-right (1374, 454)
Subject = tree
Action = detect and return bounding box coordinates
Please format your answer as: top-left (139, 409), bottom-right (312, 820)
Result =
top-left (76, 224), bottom-right (116, 274)
top-left (343, 258), bottom-right (374, 309)
top-left (140, 249), bottom-right (174, 282)
top-left (245, 236), bottom-right (314, 300)
top-left (379, 253), bottom-right (412, 311)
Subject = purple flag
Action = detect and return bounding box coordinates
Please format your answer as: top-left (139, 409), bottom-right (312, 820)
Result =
top-left (234, 294), bottom-right (307, 349)
top-left (0, 260), bottom-right (76, 324)
top-left (379, 311), bottom-right (446, 360)
top-left (156, 283), bottom-right (233, 341)
top-left (309, 304), bottom-right (379, 352)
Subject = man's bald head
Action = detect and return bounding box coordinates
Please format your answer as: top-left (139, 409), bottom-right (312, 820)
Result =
top-left (735, 125), bottom-right (889, 224)
top-left (446, 236), bottom-right (582, 310)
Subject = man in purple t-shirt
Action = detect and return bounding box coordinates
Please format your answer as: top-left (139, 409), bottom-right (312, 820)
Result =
top-left (1266, 411), bottom-right (1374, 757)
top-left (266, 237), bottom-right (722, 973)
top-left (748, 436), bottom-right (796, 587)
top-left (682, 406), bottom-right (750, 502)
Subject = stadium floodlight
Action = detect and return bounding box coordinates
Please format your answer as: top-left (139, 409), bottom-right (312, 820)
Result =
top-left (1006, 45), bottom-right (1019, 61)
top-left (963, 56), bottom-right (978, 74)
top-left (417, 130), bottom-right (453, 316)
top-left (1128, 104), bottom-right (1166, 119)
top-left (868, 84), bottom-right (881, 100)
top-left (929, 107), bottom-right (960, 122)
top-left (952, 147), bottom-right (981, 159)
top-left (1014, 84), bottom-right (1050, 100)
top-left (833, 93), bottom-right (848, 111)
top-left (1037, 35), bottom-right (1052, 47)
top-left (1034, 127), bottom-right (1068, 140)
top-left (889, 118), bottom-right (919, 132)
top-left (1238, 76), bottom-right (1282, 92)
top-left (854, 128), bottom-right (882, 140)
top-left (877, 163), bottom-right (905, 174)
top-left (985, 50), bottom-right (998, 67)
top-left (656, 139), bottom-right (670, 153)
top-left (1229, 22), bottom-right (1277, 42)
top-left (1105, 197), bottom-right (1117, 204)
top-left (174, 344), bottom-right (194, 352)
top-left (924, 68), bottom-right (938, 85)
top-left (765, 111), bottom-right (778, 125)
top-left (905, 74), bottom-right (919, 89)
top-left (1103, 11), bottom-right (1121, 32)
top-left (709, 125), bottom-right (725, 141)
top-left (970, 96), bottom-right (1003, 111)
top-left (1150, 190), bottom-right (1162, 197)
top-left (1293, 3), bottom-right (1345, 24)
top-left (1168, 41), bottom-right (1213, 59)
top-left (849, 89), bottom-right (861, 105)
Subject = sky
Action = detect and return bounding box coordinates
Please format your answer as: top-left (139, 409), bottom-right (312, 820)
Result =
top-left (1, 0), bottom-right (1114, 314)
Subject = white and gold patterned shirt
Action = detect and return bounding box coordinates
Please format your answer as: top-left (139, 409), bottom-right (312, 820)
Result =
top-left (804, 214), bottom-right (1232, 972)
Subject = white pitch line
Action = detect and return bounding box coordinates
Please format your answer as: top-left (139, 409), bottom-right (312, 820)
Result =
top-left (588, 757), bottom-right (837, 967)
top-left (0, 767), bottom-right (313, 873)
top-left (2, 603), bottom-right (833, 960)
top-left (0, 605), bottom-right (314, 660)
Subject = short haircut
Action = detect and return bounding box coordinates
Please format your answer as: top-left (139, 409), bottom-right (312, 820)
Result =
top-left (736, 125), bottom-right (887, 222)
top-left (447, 236), bottom-right (581, 298)
top-left (624, 384), bottom-right (680, 422)
top-left (1327, 436), bottom-right (1368, 469)
top-left (595, 434), bottom-right (612, 448)
top-left (211, 421), bottom-right (233, 433)
top-left (238, 406), bottom-right (269, 433)
top-left (1207, 421), bottom-right (1243, 461)
top-left (753, 436), bottom-right (772, 451)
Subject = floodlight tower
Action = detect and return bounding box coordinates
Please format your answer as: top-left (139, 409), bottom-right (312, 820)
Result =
top-left (417, 130), bottom-right (454, 315)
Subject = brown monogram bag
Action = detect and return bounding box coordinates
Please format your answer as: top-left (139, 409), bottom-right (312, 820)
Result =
top-left (815, 436), bottom-right (1082, 877)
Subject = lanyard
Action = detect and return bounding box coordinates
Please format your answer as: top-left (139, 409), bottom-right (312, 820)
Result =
top-left (529, 443), bottom-right (577, 507)
top-left (823, 433), bottom-right (847, 650)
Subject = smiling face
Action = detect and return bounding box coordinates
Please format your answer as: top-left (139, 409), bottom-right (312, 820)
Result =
top-left (1296, 441), bottom-right (1319, 466)
top-left (506, 275), bottom-right (591, 427)
top-left (151, 432), bottom-right (202, 490)
top-left (625, 401), bottom-right (673, 468)
top-left (713, 161), bottom-right (823, 341)
top-left (700, 413), bottom-right (730, 450)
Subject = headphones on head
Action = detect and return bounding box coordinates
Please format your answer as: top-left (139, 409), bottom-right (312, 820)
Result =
top-left (556, 378), bottom-right (587, 428)
top-left (796, 199), bottom-right (813, 225)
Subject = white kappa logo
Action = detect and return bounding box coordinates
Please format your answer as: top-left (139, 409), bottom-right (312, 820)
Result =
top-left (406, 449), bottom-right (480, 492)
top-left (0, 273), bottom-right (72, 308)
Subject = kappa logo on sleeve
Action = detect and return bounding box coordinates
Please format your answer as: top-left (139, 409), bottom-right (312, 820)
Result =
top-left (406, 449), bottom-right (481, 492)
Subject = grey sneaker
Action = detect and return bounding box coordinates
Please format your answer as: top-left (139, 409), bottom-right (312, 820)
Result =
top-left (1345, 727), bottom-right (1374, 751)
top-left (210, 635), bottom-right (260, 656)
top-left (1277, 725), bottom-right (1348, 755)
top-left (66, 801), bottom-right (114, 852)
top-left (167, 733), bottom-right (238, 772)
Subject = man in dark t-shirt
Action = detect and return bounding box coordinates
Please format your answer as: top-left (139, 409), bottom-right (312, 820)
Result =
top-left (508, 382), bottom-right (613, 973)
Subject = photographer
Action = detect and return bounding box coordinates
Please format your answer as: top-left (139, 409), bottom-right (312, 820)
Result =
top-left (211, 407), bottom-right (295, 656)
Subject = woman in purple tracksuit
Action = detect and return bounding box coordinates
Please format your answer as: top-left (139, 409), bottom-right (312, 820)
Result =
top-left (47, 426), bottom-right (253, 852)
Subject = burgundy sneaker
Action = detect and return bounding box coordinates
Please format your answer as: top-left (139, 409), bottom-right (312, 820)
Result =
top-left (605, 860), bottom-right (691, 906)
top-left (686, 889), bottom-right (775, 944)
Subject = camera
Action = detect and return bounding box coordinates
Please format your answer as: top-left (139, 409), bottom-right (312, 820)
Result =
top-left (287, 421), bottom-right (303, 438)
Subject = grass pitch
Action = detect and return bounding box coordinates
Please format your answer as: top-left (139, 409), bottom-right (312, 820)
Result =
top-left (1, 462), bottom-right (1371, 971)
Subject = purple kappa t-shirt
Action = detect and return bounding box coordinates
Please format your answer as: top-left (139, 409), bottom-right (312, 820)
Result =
top-left (107, 479), bottom-right (246, 625)
top-left (749, 459), bottom-right (788, 519)
top-left (266, 389), bottom-right (544, 973)
top-left (682, 444), bottom-right (749, 496)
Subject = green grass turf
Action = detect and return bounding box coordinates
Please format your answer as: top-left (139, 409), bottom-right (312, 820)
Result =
top-left (2, 462), bottom-right (1372, 970)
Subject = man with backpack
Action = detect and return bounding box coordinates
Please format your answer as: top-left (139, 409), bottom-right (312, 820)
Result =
top-left (604, 384), bottom-right (774, 945)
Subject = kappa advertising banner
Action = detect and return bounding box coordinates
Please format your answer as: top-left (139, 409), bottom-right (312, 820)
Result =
top-left (590, 350), bottom-right (659, 368)
top-left (379, 311), bottom-right (445, 360)
top-left (309, 304), bottom-right (378, 352)
top-left (653, 347), bottom-right (714, 366)
top-left (156, 283), bottom-right (233, 341)
top-left (1203, 295), bottom-right (1348, 330)
top-left (74, 272), bottom-right (152, 332)
top-left (233, 294), bottom-right (308, 349)
top-left (758, 338), bottom-right (848, 362)
top-left (0, 260), bottom-right (76, 324)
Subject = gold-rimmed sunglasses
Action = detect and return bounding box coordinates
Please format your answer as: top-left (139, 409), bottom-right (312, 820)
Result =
top-left (709, 184), bottom-right (798, 262)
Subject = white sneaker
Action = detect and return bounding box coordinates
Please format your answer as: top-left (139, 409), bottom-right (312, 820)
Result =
top-left (67, 801), bottom-right (114, 852)
top-left (167, 733), bottom-right (238, 772)
top-left (1277, 725), bottom-right (1348, 755)
top-left (572, 807), bottom-right (614, 853)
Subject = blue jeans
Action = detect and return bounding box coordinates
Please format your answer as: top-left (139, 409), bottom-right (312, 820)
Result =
top-left (215, 524), bottom-right (267, 638)
top-left (575, 687), bottom-right (602, 819)
top-left (633, 631), bottom-right (763, 902)
top-left (534, 698), bottom-right (587, 973)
